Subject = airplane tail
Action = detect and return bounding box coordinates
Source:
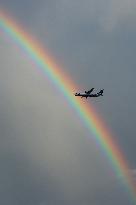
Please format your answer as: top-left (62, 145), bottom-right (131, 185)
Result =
top-left (97, 90), bottom-right (104, 96)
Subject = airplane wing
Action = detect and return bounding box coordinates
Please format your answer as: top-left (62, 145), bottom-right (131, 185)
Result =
top-left (86, 88), bottom-right (94, 94)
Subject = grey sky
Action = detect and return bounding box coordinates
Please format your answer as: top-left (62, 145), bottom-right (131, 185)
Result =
top-left (0, 1), bottom-right (136, 205)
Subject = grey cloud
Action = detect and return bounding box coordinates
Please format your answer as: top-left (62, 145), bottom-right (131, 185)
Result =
top-left (0, 35), bottom-right (133, 205)
top-left (3, 0), bottom-right (136, 33)
top-left (0, 1), bottom-right (136, 204)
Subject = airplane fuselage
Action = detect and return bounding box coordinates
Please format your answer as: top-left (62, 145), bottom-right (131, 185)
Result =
top-left (75, 93), bottom-right (102, 98)
top-left (75, 89), bottom-right (104, 99)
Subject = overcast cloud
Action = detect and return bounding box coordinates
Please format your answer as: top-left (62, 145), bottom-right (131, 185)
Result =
top-left (0, 1), bottom-right (136, 205)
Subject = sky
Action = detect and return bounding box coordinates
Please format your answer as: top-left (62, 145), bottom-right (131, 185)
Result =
top-left (0, 0), bottom-right (136, 205)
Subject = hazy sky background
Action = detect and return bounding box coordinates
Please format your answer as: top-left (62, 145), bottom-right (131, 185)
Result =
top-left (0, 0), bottom-right (136, 205)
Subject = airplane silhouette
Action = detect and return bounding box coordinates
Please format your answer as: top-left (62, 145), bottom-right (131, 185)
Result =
top-left (75, 88), bottom-right (104, 99)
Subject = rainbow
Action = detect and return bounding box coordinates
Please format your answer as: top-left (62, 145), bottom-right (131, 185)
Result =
top-left (0, 10), bottom-right (136, 203)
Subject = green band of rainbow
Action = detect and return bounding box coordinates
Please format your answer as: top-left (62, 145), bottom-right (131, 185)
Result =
top-left (0, 10), bottom-right (136, 204)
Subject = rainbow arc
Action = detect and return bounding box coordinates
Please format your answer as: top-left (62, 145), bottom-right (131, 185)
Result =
top-left (0, 10), bottom-right (136, 204)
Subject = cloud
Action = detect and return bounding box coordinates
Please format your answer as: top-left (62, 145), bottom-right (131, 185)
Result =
top-left (98, 0), bottom-right (136, 31)
top-left (2, 0), bottom-right (136, 38)
top-left (0, 1), bottom-right (136, 204)
top-left (16, 0), bottom-right (136, 32)
top-left (0, 35), bottom-right (134, 205)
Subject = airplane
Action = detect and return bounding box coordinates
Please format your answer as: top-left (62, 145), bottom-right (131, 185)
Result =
top-left (75, 89), bottom-right (104, 99)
